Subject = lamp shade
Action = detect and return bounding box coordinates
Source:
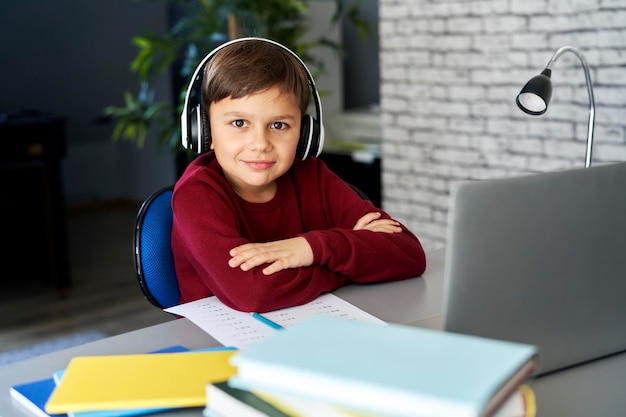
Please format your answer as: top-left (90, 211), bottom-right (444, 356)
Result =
top-left (516, 68), bottom-right (552, 115)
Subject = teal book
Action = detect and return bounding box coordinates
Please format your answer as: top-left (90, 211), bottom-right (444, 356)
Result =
top-left (229, 316), bottom-right (539, 417)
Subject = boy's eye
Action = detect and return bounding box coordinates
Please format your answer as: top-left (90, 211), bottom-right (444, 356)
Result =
top-left (271, 121), bottom-right (287, 130)
top-left (231, 119), bottom-right (246, 128)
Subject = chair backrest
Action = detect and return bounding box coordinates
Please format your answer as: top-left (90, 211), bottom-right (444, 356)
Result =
top-left (348, 183), bottom-right (370, 201)
top-left (133, 185), bottom-right (181, 309)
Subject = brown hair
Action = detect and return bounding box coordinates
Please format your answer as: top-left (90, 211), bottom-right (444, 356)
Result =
top-left (202, 39), bottom-right (311, 114)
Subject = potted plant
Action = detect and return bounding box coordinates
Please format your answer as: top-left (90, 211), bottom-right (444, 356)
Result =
top-left (103, 0), bottom-right (368, 168)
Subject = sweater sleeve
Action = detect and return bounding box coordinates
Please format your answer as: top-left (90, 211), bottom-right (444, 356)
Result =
top-left (299, 161), bottom-right (427, 284)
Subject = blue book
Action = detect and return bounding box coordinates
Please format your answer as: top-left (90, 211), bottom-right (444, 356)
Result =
top-left (229, 316), bottom-right (539, 417)
top-left (10, 377), bottom-right (66, 417)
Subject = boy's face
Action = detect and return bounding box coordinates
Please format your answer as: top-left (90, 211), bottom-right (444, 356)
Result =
top-left (209, 85), bottom-right (302, 202)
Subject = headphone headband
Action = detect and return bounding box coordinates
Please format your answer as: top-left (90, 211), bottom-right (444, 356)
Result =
top-left (180, 37), bottom-right (324, 159)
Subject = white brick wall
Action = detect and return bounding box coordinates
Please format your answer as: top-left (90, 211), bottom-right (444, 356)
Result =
top-left (380, 0), bottom-right (626, 250)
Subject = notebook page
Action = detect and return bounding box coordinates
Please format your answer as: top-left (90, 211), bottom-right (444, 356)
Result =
top-left (165, 293), bottom-right (385, 349)
top-left (264, 293), bottom-right (386, 327)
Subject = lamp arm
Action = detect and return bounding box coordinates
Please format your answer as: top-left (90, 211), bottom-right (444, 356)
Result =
top-left (545, 46), bottom-right (595, 168)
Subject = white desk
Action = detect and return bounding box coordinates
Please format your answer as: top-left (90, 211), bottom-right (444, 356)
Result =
top-left (1, 249), bottom-right (625, 417)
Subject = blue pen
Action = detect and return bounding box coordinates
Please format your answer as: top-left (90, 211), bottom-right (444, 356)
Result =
top-left (250, 312), bottom-right (284, 330)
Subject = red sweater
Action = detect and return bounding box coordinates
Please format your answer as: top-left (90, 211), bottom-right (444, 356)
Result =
top-left (171, 153), bottom-right (426, 312)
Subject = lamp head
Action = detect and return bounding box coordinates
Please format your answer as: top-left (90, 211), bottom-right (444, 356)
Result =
top-left (516, 68), bottom-right (553, 115)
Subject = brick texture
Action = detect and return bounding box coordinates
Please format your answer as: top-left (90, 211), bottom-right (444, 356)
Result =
top-left (380, 0), bottom-right (626, 250)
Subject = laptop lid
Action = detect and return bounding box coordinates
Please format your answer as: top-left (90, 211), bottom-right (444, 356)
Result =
top-left (443, 162), bottom-right (626, 376)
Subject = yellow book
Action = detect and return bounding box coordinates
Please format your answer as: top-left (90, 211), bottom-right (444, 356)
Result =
top-left (45, 350), bottom-right (237, 413)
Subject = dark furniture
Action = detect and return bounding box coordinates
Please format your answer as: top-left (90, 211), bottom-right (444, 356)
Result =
top-left (319, 151), bottom-right (381, 208)
top-left (0, 113), bottom-right (71, 290)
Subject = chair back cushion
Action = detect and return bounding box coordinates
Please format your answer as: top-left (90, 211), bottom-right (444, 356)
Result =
top-left (134, 186), bottom-right (181, 309)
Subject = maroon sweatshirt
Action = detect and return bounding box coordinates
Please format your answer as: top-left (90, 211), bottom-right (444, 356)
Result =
top-left (172, 153), bottom-right (426, 312)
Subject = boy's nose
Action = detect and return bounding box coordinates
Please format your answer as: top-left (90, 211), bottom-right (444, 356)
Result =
top-left (248, 128), bottom-right (272, 151)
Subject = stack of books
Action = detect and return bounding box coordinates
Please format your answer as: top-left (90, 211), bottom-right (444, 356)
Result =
top-left (204, 316), bottom-right (539, 417)
top-left (9, 310), bottom-right (538, 417)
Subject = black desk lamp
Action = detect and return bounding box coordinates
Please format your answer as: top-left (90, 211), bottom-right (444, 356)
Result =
top-left (516, 46), bottom-right (596, 168)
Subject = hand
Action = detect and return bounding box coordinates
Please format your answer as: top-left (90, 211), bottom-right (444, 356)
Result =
top-left (353, 212), bottom-right (402, 234)
top-left (228, 236), bottom-right (314, 275)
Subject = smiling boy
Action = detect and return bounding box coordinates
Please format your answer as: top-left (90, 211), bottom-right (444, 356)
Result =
top-left (171, 38), bottom-right (426, 312)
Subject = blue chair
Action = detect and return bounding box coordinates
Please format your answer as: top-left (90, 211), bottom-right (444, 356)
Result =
top-left (133, 185), bottom-right (181, 309)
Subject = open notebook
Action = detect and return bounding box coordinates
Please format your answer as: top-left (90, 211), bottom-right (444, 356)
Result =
top-left (443, 161), bottom-right (626, 376)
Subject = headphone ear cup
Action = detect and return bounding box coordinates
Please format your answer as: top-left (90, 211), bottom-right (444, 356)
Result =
top-left (188, 103), bottom-right (211, 154)
top-left (189, 105), bottom-right (202, 154)
top-left (200, 102), bottom-right (211, 154)
top-left (296, 115), bottom-right (311, 160)
top-left (296, 114), bottom-right (322, 160)
top-left (296, 114), bottom-right (324, 159)
top-left (309, 116), bottom-right (322, 157)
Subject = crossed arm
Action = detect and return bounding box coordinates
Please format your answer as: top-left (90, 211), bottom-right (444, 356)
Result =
top-left (228, 211), bottom-right (402, 275)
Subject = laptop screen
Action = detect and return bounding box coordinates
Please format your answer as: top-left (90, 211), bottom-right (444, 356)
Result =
top-left (443, 162), bottom-right (626, 376)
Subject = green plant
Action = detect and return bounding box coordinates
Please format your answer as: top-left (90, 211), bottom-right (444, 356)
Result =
top-left (104, 0), bottom-right (368, 153)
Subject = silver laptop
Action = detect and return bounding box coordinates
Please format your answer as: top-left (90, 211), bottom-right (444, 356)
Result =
top-left (443, 161), bottom-right (626, 376)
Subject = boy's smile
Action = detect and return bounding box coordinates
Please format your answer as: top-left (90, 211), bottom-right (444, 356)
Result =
top-left (209, 86), bottom-right (302, 203)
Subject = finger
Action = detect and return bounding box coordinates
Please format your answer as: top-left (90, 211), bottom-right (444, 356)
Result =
top-left (353, 212), bottom-right (381, 230)
top-left (370, 219), bottom-right (400, 227)
top-left (372, 225), bottom-right (402, 233)
top-left (238, 250), bottom-right (275, 271)
top-left (365, 222), bottom-right (403, 233)
top-left (362, 219), bottom-right (400, 230)
top-left (229, 243), bottom-right (255, 257)
top-left (262, 259), bottom-right (288, 275)
top-left (238, 244), bottom-right (294, 271)
top-left (228, 257), bottom-right (242, 268)
top-left (228, 246), bottom-right (266, 269)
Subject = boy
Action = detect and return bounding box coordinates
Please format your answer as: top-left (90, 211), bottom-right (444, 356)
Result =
top-left (172, 38), bottom-right (426, 312)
